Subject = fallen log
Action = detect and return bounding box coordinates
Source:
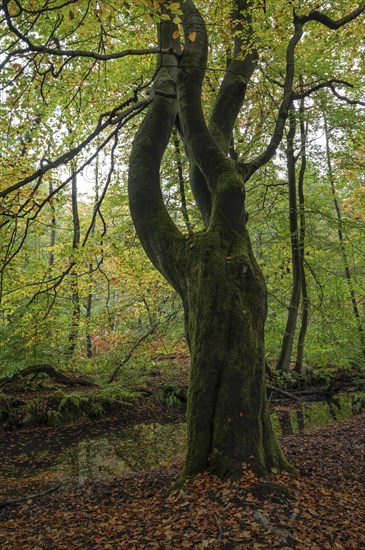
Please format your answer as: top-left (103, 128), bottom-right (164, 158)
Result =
top-left (0, 364), bottom-right (97, 389)
top-left (267, 386), bottom-right (302, 401)
top-left (290, 388), bottom-right (339, 397)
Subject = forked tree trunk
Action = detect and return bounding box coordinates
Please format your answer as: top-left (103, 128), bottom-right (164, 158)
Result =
top-left (128, 0), bottom-right (304, 479)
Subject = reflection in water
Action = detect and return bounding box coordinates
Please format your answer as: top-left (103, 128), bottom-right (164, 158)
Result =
top-left (296, 409), bottom-right (305, 432)
top-left (0, 394), bottom-right (355, 497)
top-left (277, 410), bottom-right (293, 436)
top-left (54, 422), bottom-right (186, 479)
top-left (273, 394), bottom-right (352, 436)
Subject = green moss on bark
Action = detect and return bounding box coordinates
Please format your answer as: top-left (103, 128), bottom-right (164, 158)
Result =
top-left (182, 217), bottom-right (292, 480)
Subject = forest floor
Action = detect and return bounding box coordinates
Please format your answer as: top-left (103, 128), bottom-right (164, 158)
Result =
top-left (0, 412), bottom-right (364, 549)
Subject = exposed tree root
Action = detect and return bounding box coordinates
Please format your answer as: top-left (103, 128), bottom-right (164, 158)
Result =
top-left (0, 483), bottom-right (63, 509)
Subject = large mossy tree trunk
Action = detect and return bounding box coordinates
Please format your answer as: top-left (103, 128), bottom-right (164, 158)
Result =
top-left (128, 0), bottom-right (316, 479)
top-left (129, 0), bottom-right (364, 479)
top-left (183, 227), bottom-right (288, 478)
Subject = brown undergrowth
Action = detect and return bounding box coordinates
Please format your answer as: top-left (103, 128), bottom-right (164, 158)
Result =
top-left (1, 413), bottom-right (364, 549)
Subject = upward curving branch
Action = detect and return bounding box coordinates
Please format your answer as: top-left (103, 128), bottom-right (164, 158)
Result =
top-left (243, 14), bottom-right (303, 179)
top-left (210, 0), bottom-right (258, 152)
top-left (177, 1), bottom-right (239, 194)
top-left (128, 14), bottom-right (186, 295)
top-left (188, 0), bottom-right (259, 224)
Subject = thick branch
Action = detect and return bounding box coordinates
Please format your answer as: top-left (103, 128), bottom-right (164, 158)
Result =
top-left (189, 1), bottom-right (258, 224)
top-left (1, 1), bottom-right (178, 65)
top-left (128, 16), bottom-right (186, 294)
top-left (241, 4), bottom-right (364, 180)
top-left (0, 96), bottom-right (149, 199)
top-left (329, 86), bottom-right (365, 107)
top-left (210, 0), bottom-right (258, 152)
top-left (0, 46), bottom-right (178, 67)
top-left (243, 16), bottom-right (303, 179)
top-left (293, 79), bottom-right (365, 107)
top-left (177, 0), bottom-right (235, 192)
top-left (299, 5), bottom-right (365, 29)
top-left (292, 79), bottom-right (353, 99)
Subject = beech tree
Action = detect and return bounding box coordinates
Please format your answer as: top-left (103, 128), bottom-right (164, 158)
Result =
top-left (128, 0), bottom-right (364, 478)
top-left (1, 0), bottom-right (364, 479)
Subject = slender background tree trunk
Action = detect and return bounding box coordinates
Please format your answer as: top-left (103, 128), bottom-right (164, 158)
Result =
top-left (85, 156), bottom-right (100, 358)
top-left (324, 116), bottom-right (365, 356)
top-left (295, 88), bottom-right (309, 374)
top-left (69, 164), bottom-right (81, 356)
top-left (276, 106), bottom-right (301, 372)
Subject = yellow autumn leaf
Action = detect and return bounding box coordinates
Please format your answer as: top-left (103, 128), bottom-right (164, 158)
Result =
top-left (172, 16), bottom-right (181, 24)
top-left (170, 2), bottom-right (180, 10)
top-left (143, 13), bottom-right (153, 25)
top-left (172, 30), bottom-right (180, 40)
top-left (188, 31), bottom-right (197, 42)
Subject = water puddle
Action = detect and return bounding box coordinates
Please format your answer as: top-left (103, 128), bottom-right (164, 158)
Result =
top-left (0, 421), bottom-right (186, 499)
top-left (271, 393), bottom-right (353, 436)
top-left (0, 393), bottom-right (355, 499)
top-left (53, 422), bottom-right (186, 478)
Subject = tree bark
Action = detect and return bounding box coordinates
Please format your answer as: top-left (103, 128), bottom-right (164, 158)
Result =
top-left (295, 87), bottom-right (309, 374)
top-left (183, 226), bottom-right (289, 478)
top-left (129, 0), bottom-right (294, 479)
top-left (276, 105), bottom-right (302, 372)
top-left (69, 161), bottom-right (81, 356)
top-left (324, 116), bottom-right (365, 356)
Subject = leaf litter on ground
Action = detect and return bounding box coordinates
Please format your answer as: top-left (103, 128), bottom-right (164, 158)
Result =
top-left (0, 412), bottom-right (364, 549)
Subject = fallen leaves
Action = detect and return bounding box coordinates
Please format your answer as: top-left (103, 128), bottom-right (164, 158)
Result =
top-left (1, 413), bottom-right (364, 549)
